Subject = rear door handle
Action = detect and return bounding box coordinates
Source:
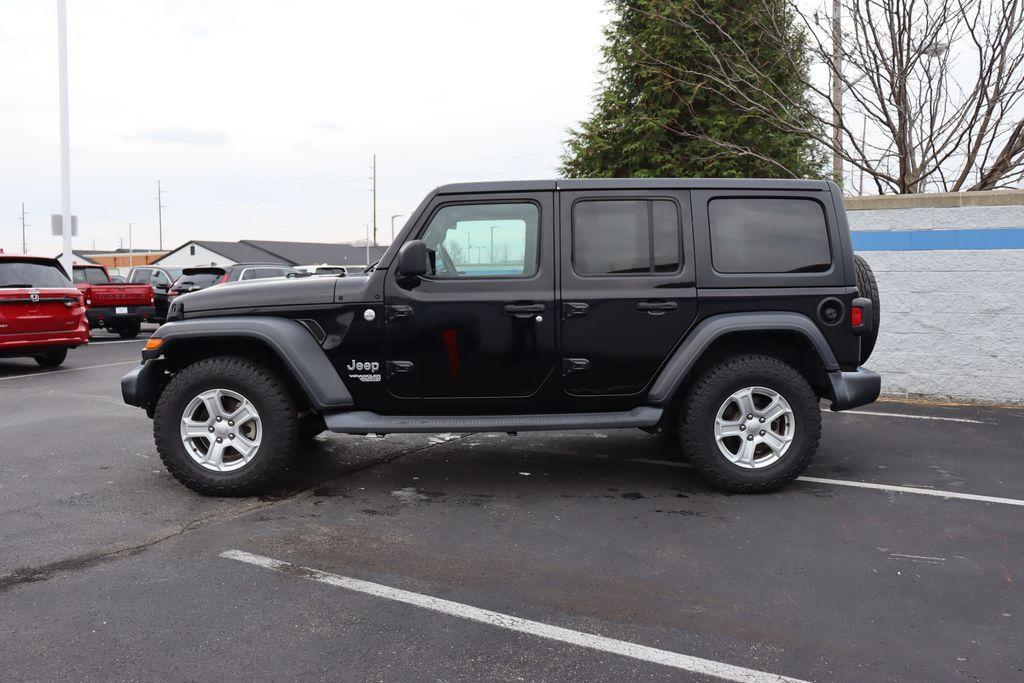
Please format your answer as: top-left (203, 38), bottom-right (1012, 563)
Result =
top-left (503, 303), bottom-right (545, 318)
top-left (563, 302), bottom-right (589, 318)
top-left (636, 301), bottom-right (678, 314)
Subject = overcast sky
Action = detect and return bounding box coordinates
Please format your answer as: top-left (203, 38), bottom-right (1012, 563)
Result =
top-left (0, 0), bottom-right (606, 255)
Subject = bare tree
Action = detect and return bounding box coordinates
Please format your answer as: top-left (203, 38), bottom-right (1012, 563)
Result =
top-left (646, 0), bottom-right (1024, 193)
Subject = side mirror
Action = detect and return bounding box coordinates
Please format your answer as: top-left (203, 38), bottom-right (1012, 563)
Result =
top-left (396, 239), bottom-right (428, 278)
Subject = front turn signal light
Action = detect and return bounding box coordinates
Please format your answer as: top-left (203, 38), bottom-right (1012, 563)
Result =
top-left (145, 338), bottom-right (164, 351)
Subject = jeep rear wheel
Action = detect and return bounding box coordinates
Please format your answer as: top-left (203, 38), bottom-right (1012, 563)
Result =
top-left (680, 354), bottom-right (820, 493)
top-left (153, 356), bottom-right (299, 495)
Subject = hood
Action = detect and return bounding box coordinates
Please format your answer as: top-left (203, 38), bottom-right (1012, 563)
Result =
top-left (178, 273), bottom-right (373, 316)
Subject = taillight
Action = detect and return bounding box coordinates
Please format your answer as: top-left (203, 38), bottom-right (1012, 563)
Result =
top-left (851, 306), bottom-right (863, 327)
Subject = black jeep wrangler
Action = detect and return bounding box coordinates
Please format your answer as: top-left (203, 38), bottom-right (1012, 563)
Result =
top-left (122, 179), bottom-right (880, 495)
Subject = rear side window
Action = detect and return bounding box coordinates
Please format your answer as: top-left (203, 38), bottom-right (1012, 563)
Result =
top-left (709, 198), bottom-right (831, 274)
top-left (242, 268), bottom-right (287, 280)
top-left (0, 260), bottom-right (71, 288)
top-left (572, 199), bottom-right (681, 276)
top-left (129, 269), bottom-right (151, 283)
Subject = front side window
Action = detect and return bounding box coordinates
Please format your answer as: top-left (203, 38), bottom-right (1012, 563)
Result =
top-left (572, 199), bottom-right (681, 276)
top-left (709, 198), bottom-right (832, 274)
top-left (419, 203), bottom-right (539, 278)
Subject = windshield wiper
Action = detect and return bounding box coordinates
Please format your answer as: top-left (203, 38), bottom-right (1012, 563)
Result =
top-left (0, 283), bottom-right (35, 288)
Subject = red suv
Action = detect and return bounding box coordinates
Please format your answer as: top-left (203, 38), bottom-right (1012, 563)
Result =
top-left (0, 254), bottom-right (89, 367)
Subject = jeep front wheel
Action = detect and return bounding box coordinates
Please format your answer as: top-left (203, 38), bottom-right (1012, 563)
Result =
top-left (153, 356), bottom-right (299, 495)
top-left (680, 354), bottom-right (821, 493)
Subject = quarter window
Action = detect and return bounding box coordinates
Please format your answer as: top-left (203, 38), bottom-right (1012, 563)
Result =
top-left (572, 199), bottom-right (681, 276)
top-left (709, 198), bottom-right (831, 274)
top-left (420, 203), bottom-right (539, 278)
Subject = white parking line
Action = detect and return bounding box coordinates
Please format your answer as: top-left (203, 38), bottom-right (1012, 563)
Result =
top-left (627, 459), bottom-right (1024, 508)
top-left (830, 410), bottom-right (986, 424)
top-left (221, 549), bottom-right (808, 683)
top-left (0, 360), bottom-right (136, 381)
top-left (797, 476), bottom-right (1024, 507)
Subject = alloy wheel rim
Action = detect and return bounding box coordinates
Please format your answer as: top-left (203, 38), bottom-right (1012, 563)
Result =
top-left (713, 386), bottom-right (795, 469)
top-left (179, 388), bottom-right (262, 472)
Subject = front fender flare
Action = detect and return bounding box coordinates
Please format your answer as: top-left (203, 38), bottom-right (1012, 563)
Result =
top-left (148, 316), bottom-right (353, 410)
top-left (646, 312), bottom-right (839, 405)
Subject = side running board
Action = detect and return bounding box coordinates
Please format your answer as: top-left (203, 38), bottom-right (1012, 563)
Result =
top-left (323, 407), bottom-right (663, 435)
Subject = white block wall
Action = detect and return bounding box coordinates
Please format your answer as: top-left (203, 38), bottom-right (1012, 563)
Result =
top-left (847, 204), bottom-right (1024, 404)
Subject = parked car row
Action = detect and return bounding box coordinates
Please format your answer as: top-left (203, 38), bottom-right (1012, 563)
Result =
top-left (0, 255), bottom-right (326, 369)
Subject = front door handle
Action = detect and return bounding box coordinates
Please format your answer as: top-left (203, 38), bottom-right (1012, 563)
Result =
top-left (636, 300), bottom-right (678, 314)
top-left (503, 303), bottom-right (545, 318)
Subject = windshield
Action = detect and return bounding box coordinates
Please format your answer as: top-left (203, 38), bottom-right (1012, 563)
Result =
top-left (0, 260), bottom-right (72, 288)
top-left (73, 267), bottom-right (110, 285)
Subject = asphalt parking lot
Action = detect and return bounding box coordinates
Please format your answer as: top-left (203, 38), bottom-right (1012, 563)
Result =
top-left (1, 333), bottom-right (1021, 682)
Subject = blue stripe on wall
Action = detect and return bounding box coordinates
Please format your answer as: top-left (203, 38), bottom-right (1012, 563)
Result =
top-left (852, 227), bottom-right (1024, 251)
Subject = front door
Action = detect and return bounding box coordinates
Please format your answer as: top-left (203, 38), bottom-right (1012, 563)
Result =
top-left (559, 190), bottom-right (698, 398)
top-left (384, 193), bottom-right (557, 408)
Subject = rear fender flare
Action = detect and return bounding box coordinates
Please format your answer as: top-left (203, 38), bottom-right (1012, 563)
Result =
top-left (151, 316), bottom-right (353, 410)
top-left (647, 312), bottom-right (839, 404)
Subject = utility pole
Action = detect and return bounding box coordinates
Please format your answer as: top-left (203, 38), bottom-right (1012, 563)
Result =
top-left (364, 224), bottom-right (370, 266)
top-left (20, 203), bottom-right (28, 253)
top-left (156, 179), bottom-right (165, 250)
top-left (57, 0), bottom-right (74, 276)
top-left (831, 0), bottom-right (843, 185)
top-left (128, 221), bottom-right (134, 267)
top-left (370, 154), bottom-right (377, 246)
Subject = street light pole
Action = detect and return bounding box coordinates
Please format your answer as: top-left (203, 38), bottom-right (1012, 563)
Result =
top-left (390, 214), bottom-right (403, 244)
top-left (57, 0), bottom-right (73, 276)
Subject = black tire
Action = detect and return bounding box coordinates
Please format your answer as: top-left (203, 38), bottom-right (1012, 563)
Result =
top-left (34, 348), bottom-right (68, 368)
top-left (118, 322), bottom-right (142, 339)
top-left (680, 354), bottom-right (821, 493)
top-left (153, 356), bottom-right (300, 496)
top-left (854, 255), bottom-right (880, 364)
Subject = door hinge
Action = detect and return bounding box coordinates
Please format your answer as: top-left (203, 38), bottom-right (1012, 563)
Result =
top-left (386, 360), bottom-right (415, 376)
top-left (386, 304), bottom-right (414, 321)
top-left (562, 357), bottom-right (590, 375)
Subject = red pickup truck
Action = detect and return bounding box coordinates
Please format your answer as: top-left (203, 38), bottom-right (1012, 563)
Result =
top-left (72, 264), bottom-right (155, 339)
top-left (0, 254), bottom-right (89, 367)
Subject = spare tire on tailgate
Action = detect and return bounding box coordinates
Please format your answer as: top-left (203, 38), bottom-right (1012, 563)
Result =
top-left (854, 255), bottom-right (880, 364)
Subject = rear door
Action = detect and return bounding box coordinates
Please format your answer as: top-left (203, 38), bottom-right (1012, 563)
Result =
top-left (558, 189), bottom-right (698, 398)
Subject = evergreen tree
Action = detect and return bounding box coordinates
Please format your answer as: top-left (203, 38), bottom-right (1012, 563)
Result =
top-left (562, 0), bottom-right (825, 179)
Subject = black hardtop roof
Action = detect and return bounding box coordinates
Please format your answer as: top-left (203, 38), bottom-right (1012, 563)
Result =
top-left (434, 178), bottom-right (833, 195)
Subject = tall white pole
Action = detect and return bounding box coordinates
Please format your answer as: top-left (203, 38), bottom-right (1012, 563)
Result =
top-left (57, 0), bottom-right (73, 276)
